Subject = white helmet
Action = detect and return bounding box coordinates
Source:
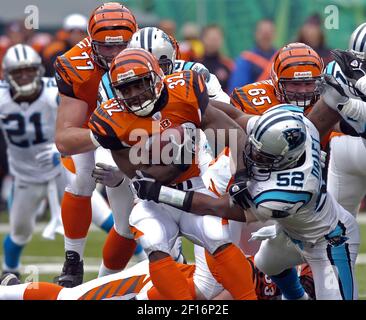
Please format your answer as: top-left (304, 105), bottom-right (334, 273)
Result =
top-left (349, 22), bottom-right (366, 60)
top-left (244, 105), bottom-right (307, 181)
top-left (63, 13), bottom-right (88, 31)
top-left (2, 44), bottom-right (44, 98)
top-left (128, 27), bottom-right (176, 75)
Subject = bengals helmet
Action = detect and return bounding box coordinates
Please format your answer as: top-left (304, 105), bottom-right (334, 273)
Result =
top-left (88, 2), bottom-right (138, 69)
top-left (270, 43), bottom-right (324, 109)
top-left (109, 48), bottom-right (164, 116)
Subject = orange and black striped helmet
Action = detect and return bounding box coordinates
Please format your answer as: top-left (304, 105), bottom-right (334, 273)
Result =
top-left (88, 2), bottom-right (138, 69)
top-left (270, 42), bottom-right (324, 109)
top-left (109, 48), bottom-right (164, 116)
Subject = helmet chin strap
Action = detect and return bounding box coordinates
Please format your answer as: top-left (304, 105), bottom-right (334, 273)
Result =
top-left (130, 77), bottom-right (164, 117)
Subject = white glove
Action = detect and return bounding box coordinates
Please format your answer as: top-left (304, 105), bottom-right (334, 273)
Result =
top-left (35, 144), bottom-right (61, 168)
top-left (249, 225), bottom-right (277, 242)
top-left (92, 162), bottom-right (125, 187)
top-left (319, 74), bottom-right (349, 110)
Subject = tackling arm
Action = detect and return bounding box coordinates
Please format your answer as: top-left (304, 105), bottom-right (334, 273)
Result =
top-left (55, 94), bottom-right (98, 155)
top-left (201, 102), bottom-right (248, 170)
top-left (306, 97), bottom-right (340, 140)
top-left (111, 148), bottom-right (184, 185)
top-left (130, 171), bottom-right (259, 222)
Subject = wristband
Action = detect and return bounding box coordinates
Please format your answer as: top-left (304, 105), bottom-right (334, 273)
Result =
top-left (158, 186), bottom-right (193, 211)
top-left (89, 130), bottom-right (101, 148)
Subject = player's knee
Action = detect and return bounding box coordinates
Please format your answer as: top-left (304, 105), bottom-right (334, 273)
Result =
top-left (148, 250), bottom-right (170, 262)
top-left (112, 212), bottom-right (134, 239)
top-left (113, 224), bottom-right (134, 239)
top-left (201, 216), bottom-right (231, 244)
top-left (139, 238), bottom-right (171, 257)
top-left (66, 172), bottom-right (96, 196)
top-left (254, 253), bottom-right (283, 276)
top-left (129, 220), bottom-right (170, 256)
top-left (212, 243), bottom-right (232, 255)
top-left (11, 229), bottom-right (32, 245)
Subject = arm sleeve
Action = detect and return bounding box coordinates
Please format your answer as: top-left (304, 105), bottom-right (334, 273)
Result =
top-left (339, 98), bottom-right (366, 124)
top-left (192, 71), bottom-right (209, 116)
top-left (54, 58), bottom-right (76, 98)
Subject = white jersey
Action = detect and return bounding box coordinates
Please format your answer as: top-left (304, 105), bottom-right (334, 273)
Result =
top-left (325, 60), bottom-right (366, 144)
top-left (203, 106), bottom-right (341, 244)
top-left (98, 59), bottom-right (230, 105)
top-left (0, 78), bottom-right (60, 183)
top-left (174, 59), bottom-right (230, 103)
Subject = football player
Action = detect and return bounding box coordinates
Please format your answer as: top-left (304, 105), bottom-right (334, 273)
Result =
top-left (0, 44), bottom-right (63, 278)
top-left (0, 254), bottom-right (314, 300)
top-left (88, 48), bottom-right (257, 300)
top-left (313, 23), bottom-right (366, 216)
top-left (95, 26), bottom-right (228, 266)
top-left (131, 105), bottom-right (360, 300)
top-left (99, 26), bottom-right (230, 104)
top-left (225, 42), bottom-right (324, 255)
top-left (54, 3), bottom-right (138, 287)
top-left (230, 42), bottom-right (324, 115)
top-left (0, 44), bottom-right (124, 279)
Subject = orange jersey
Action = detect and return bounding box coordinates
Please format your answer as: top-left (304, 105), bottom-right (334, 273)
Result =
top-left (54, 37), bottom-right (105, 126)
top-left (230, 80), bottom-right (279, 115)
top-left (230, 80), bottom-right (333, 147)
top-left (89, 70), bottom-right (208, 184)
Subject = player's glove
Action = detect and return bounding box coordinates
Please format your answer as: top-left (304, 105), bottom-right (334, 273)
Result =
top-left (92, 163), bottom-right (125, 188)
top-left (331, 49), bottom-right (366, 83)
top-left (130, 170), bottom-right (162, 202)
top-left (228, 169), bottom-right (252, 210)
top-left (36, 144), bottom-right (61, 168)
top-left (319, 74), bottom-right (349, 110)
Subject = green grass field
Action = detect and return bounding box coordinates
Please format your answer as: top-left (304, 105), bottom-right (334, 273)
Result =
top-left (0, 211), bottom-right (365, 299)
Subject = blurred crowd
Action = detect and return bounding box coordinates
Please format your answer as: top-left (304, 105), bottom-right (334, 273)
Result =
top-left (0, 12), bottom-right (339, 211)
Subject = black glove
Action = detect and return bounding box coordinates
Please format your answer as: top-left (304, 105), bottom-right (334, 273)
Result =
top-left (331, 49), bottom-right (366, 82)
top-left (130, 170), bottom-right (162, 202)
top-left (228, 169), bottom-right (252, 210)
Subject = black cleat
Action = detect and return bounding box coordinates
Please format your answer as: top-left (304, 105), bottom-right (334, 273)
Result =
top-left (0, 272), bottom-right (21, 286)
top-left (54, 251), bottom-right (84, 288)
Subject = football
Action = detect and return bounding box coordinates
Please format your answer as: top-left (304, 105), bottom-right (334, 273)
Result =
top-left (145, 124), bottom-right (195, 165)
